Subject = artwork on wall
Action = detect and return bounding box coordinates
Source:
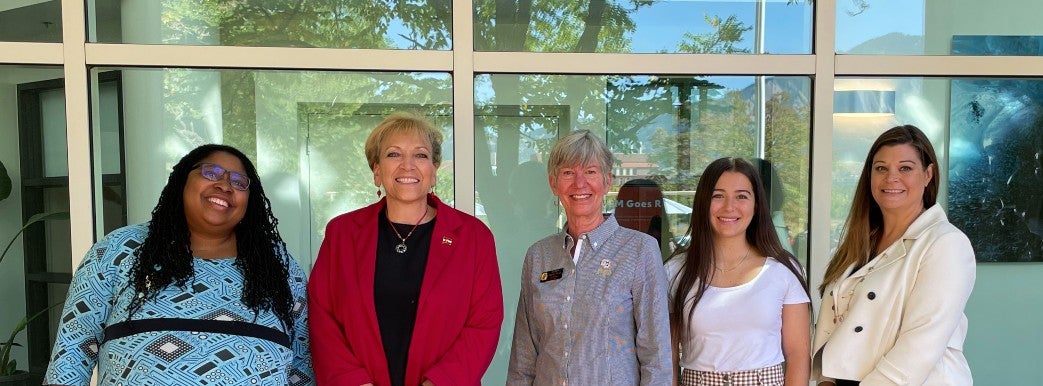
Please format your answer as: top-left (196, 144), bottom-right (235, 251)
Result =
top-left (948, 35), bottom-right (1043, 262)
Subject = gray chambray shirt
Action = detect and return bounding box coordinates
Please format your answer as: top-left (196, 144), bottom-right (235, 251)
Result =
top-left (507, 215), bottom-right (672, 386)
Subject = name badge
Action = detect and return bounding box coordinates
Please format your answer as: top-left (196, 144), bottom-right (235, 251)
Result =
top-left (539, 268), bottom-right (564, 282)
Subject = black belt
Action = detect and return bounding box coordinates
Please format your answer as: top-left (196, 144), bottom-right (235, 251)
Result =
top-left (103, 318), bottom-right (290, 349)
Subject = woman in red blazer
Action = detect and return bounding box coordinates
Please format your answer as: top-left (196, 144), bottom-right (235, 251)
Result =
top-left (308, 112), bottom-right (504, 386)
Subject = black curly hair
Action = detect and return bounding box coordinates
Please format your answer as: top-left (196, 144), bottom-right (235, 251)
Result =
top-left (124, 144), bottom-right (295, 330)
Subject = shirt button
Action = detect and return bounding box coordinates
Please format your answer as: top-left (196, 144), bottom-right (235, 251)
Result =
top-left (564, 324), bottom-right (568, 329)
top-left (855, 326), bottom-right (864, 332)
top-left (566, 296), bottom-right (571, 301)
top-left (564, 351), bottom-right (569, 357)
top-left (867, 292), bottom-right (876, 300)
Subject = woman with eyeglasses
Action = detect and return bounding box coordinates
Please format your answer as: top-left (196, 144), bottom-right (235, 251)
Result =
top-left (308, 112), bottom-right (503, 386)
top-left (45, 144), bottom-right (314, 386)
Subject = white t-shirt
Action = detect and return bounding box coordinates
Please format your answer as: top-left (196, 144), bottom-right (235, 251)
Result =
top-left (665, 256), bottom-right (810, 372)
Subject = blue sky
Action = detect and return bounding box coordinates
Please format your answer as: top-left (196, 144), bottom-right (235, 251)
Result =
top-left (628, 0), bottom-right (812, 54)
top-left (384, 1), bottom-right (925, 57)
top-left (834, 0), bottom-right (924, 52)
top-left (465, 1), bottom-right (927, 98)
top-left (627, 0), bottom-right (924, 54)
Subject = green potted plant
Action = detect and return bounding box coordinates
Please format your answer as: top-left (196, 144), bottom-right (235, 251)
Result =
top-left (0, 159), bottom-right (67, 385)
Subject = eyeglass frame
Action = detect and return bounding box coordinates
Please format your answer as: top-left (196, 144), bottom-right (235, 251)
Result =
top-left (193, 162), bottom-right (251, 191)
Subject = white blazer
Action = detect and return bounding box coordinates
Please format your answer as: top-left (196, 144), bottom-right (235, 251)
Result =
top-left (812, 204), bottom-right (976, 385)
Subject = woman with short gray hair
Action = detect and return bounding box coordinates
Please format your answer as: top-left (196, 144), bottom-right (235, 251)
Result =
top-left (507, 130), bottom-right (673, 385)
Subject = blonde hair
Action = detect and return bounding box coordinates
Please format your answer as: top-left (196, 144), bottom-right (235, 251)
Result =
top-left (364, 111), bottom-right (443, 168)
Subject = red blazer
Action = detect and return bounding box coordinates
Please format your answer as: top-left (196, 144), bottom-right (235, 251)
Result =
top-left (309, 194), bottom-right (504, 386)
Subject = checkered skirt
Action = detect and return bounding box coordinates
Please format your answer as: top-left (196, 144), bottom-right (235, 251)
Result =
top-left (680, 363), bottom-right (785, 386)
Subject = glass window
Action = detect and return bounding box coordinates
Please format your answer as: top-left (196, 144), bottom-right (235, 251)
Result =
top-left (1, 65), bottom-right (70, 384)
top-left (90, 68), bottom-right (454, 271)
top-left (0, 0), bottom-right (62, 42)
top-left (476, 73), bottom-right (811, 384)
top-left (832, 77), bottom-right (1043, 262)
top-left (88, 0), bottom-right (452, 49)
top-left (474, 0), bottom-right (812, 53)
top-left (837, 0), bottom-right (1043, 55)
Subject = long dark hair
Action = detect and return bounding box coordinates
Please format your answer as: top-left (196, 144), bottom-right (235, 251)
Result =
top-left (821, 124), bottom-right (938, 294)
top-left (125, 144), bottom-right (295, 330)
top-left (668, 157), bottom-right (809, 342)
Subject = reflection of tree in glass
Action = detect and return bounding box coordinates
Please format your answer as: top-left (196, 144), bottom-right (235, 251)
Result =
top-left (648, 90), bottom-right (754, 191)
top-left (161, 0), bottom-right (451, 49)
top-left (646, 89), bottom-right (809, 237)
top-left (764, 92), bottom-right (811, 237)
top-left (678, 14), bottom-right (752, 54)
top-left (474, 0), bottom-right (645, 52)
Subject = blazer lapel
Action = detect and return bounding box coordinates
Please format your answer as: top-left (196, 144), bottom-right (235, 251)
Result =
top-left (870, 204), bottom-right (945, 272)
top-left (418, 197), bottom-right (461, 310)
top-left (868, 239), bottom-right (909, 272)
top-left (354, 201), bottom-right (385, 353)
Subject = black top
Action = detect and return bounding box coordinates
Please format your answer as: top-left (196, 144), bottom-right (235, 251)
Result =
top-left (375, 209), bottom-right (434, 386)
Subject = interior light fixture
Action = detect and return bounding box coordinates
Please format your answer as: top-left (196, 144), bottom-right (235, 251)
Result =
top-left (834, 90), bottom-right (895, 117)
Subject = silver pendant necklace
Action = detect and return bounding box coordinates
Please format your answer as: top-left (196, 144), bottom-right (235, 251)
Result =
top-left (388, 204), bottom-right (429, 254)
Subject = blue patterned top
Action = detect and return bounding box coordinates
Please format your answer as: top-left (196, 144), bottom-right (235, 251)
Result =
top-left (44, 224), bottom-right (314, 386)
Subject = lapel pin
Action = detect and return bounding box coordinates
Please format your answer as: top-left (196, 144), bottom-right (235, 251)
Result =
top-left (442, 236), bottom-right (453, 245)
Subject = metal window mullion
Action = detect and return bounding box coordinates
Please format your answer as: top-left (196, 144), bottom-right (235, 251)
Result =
top-left (0, 42), bottom-right (63, 65)
top-left (83, 43), bottom-right (454, 72)
top-left (808, 0), bottom-right (837, 306)
top-left (473, 52), bottom-right (816, 75)
top-left (836, 55), bottom-right (1043, 77)
top-left (62, 0), bottom-right (93, 270)
top-left (452, 0), bottom-right (476, 215)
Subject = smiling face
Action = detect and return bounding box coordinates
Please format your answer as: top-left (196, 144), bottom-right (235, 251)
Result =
top-left (373, 131), bottom-right (438, 207)
top-left (870, 143), bottom-right (934, 217)
top-left (549, 162), bottom-right (612, 227)
top-left (708, 171), bottom-right (755, 241)
top-left (182, 151), bottom-right (249, 237)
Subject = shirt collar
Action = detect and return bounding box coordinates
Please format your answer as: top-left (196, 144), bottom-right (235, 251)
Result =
top-left (901, 203), bottom-right (948, 240)
top-left (560, 214), bottom-right (621, 252)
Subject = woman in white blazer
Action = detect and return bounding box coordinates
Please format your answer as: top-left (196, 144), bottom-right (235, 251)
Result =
top-left (812, 125), bottom-right (975, 386)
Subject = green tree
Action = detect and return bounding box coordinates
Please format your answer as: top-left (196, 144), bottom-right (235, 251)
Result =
top-left (763, 92), bottom-right (811, 236)
top-left (678, 14), bottom-right (752, 54)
